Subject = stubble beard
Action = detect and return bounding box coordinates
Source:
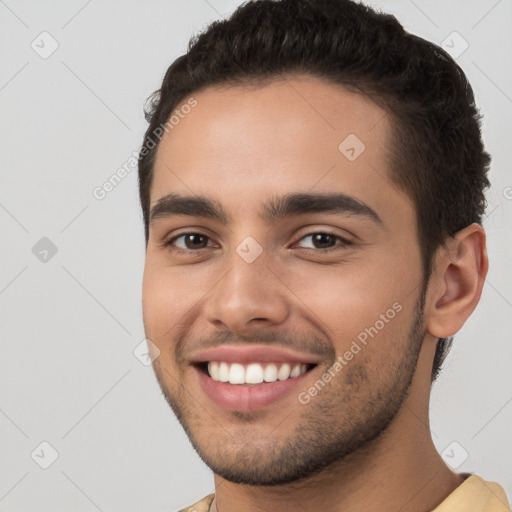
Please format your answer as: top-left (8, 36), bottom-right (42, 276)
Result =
top-left (151, 291), bottom-right (426, 486)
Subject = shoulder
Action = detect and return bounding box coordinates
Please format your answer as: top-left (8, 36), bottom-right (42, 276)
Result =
top-left (177, 493), bottom-right (215, 512)
top-left (433, 474), bottom-right (511, 511)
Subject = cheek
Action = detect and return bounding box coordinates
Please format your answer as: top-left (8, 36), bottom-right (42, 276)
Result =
top-left (298, 282), bottom-right (383, 342)
top-left (142, 267), bottom-right (187, 380)
top-left (142, 265), bottom-right (181, 338)
top-left (285, 254), bottom-right (416, 341)
top-left (142, 262), bottom-right (214, 341)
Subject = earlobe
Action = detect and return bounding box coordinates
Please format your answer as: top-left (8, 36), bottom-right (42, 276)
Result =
top-left (426, 223), bottom-right (488, 338)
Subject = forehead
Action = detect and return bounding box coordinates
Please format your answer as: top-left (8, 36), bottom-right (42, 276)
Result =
top-left (150, 75), bottom-right (403, 221)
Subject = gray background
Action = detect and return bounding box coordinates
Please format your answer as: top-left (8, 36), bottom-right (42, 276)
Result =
top-left (0, 0), bottom-right (511, 510)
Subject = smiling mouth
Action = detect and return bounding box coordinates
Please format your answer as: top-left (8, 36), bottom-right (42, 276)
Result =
top-left (195, 361), bottom-right (318, 385)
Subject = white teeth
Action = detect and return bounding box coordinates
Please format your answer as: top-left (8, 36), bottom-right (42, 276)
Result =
top-left (219, 362), bottom-right (230, 382)
top-left (208, 362), bottom-right (220, 381)
top-left (228, 363), bottom-right (245, 384)
top-left (290, 364), bottom-right (301, 378)
top-left (264, 363), bottom-right (278, 383)
top-left (277, 363), bottom-right (291, 381)
top-left (245, 363), bottom-right (264, 384)
top-left (206, 361), bottom-right (310, 384)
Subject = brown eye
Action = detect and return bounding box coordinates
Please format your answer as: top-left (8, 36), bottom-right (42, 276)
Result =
top-left (296, 232), bottom-right (352, 252)
top-left (166, 233), bottom-right (213, 252)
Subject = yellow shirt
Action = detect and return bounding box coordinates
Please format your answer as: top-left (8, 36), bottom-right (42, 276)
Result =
top-left (179, 475), bottom-right (511, 511)
top-left (433, 475), bottom-right (510, 511)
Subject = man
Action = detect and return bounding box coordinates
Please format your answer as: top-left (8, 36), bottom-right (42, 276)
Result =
top-left (138, 0), bottom-right (510, 510)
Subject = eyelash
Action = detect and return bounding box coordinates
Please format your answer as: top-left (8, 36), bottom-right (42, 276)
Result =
top-left (163, 231), bottom-right (353, 256)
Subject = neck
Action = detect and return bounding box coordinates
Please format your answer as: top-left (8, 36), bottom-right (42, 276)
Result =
top-left (211, 428), bottom-right (463, 512)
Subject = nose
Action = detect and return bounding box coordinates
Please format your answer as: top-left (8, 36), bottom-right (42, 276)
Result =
top-left (203, 245), bottom-right (290, 334)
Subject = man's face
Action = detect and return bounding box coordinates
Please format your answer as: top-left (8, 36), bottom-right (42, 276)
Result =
top-left (142, 75), bottom-right (428, 485)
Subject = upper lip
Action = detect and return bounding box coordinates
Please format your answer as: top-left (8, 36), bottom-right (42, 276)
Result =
top-left (188, 345), bottom-right (322, 365)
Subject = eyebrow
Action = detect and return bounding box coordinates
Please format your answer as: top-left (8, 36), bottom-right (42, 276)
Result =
top-left (149, 192), bottom-right (383, 226)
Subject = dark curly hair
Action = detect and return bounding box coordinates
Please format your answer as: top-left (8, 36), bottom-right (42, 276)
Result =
top-left (138, 0), bottom-right (491, 382)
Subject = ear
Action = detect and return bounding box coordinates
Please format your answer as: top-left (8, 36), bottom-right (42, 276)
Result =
top-left (425, 223), bottom-right (488, 338)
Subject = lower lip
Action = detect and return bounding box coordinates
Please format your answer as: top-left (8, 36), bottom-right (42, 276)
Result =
top-left (195, 366), bottom-right (312, 411)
